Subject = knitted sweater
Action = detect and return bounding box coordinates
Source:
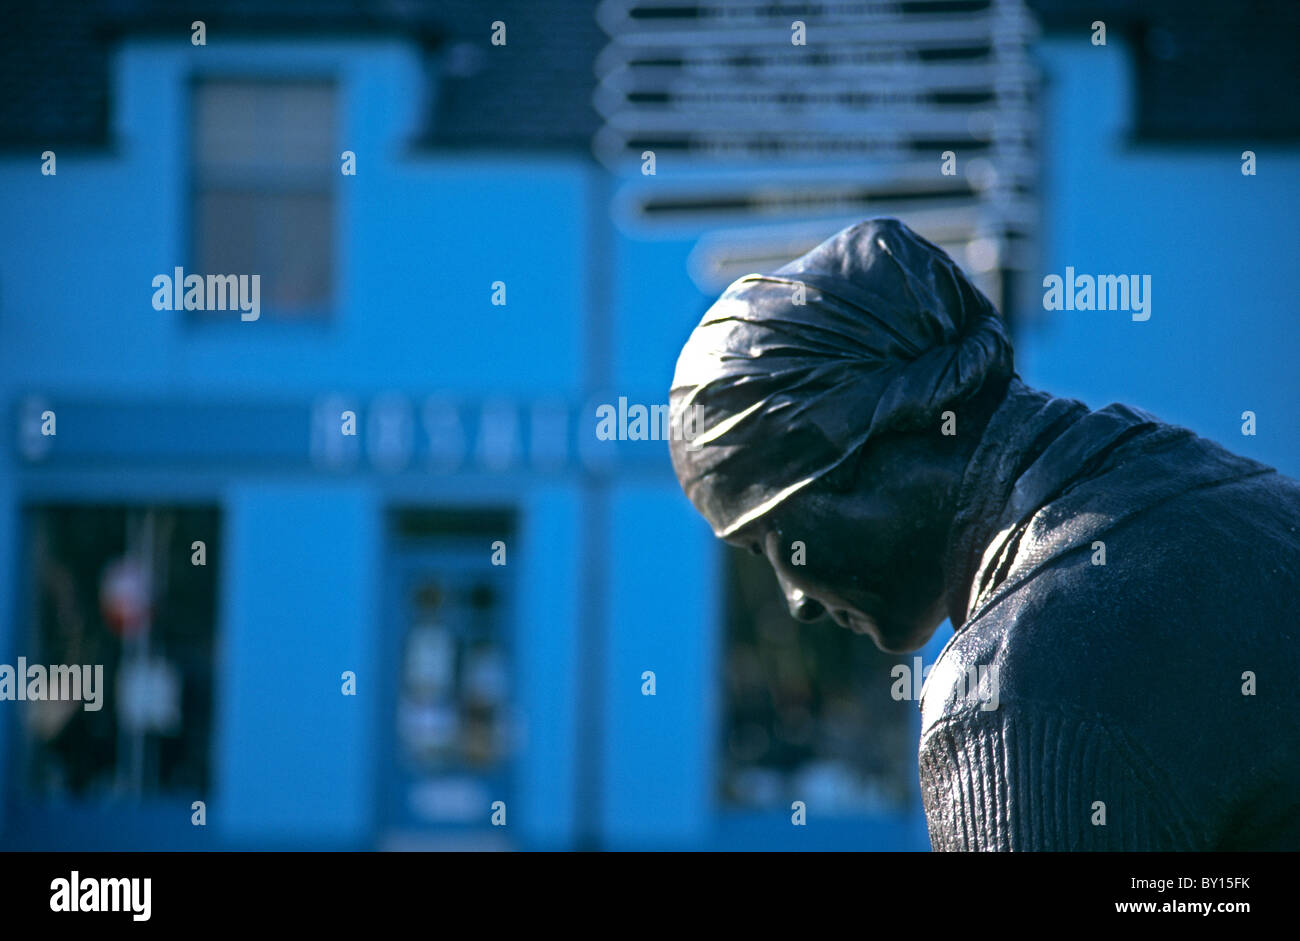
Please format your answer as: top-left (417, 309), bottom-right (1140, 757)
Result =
top-left (919, 381), bottom-right (1300, 850)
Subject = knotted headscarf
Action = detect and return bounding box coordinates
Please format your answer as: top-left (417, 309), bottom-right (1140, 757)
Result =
top-left (669, 217), bottom-right (1014, 538)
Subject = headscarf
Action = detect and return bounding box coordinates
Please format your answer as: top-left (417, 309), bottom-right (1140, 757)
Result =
top-left (669, 217), bottom-right (1014, 538)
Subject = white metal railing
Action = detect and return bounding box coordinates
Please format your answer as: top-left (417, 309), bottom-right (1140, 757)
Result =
top-left (594, 0), bottom-right (1041, 312)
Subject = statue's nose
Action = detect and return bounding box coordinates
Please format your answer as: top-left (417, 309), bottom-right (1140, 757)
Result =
top-left (786, 589), bottom-right (825, 622)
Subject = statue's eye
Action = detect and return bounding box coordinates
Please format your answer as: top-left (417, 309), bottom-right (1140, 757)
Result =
top-left (750, 542), bottom-right (764, 556)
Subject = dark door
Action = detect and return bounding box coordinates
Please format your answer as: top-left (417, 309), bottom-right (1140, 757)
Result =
top-left (378, 537), bottom-right (514, 848)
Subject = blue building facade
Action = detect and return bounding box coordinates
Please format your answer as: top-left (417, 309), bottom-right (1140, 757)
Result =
top-left (1, 3), bottom-right (1296, 851)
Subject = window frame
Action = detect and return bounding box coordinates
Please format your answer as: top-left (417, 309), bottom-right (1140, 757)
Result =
top-left (184, 72), bottom-right (341, 326)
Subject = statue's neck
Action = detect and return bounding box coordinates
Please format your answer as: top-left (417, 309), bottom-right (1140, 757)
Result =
top-left (940, 378), bottom-right (1090, 628)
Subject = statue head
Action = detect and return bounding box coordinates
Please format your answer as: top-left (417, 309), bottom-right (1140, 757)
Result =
top-left (669, 218), bottom-right (1014, 652)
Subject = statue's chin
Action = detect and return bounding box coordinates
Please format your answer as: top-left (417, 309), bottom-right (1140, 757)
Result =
top-left (874, 634), bottom-right (928, 654)
top-left (861, 612), bottom-right (942, 654)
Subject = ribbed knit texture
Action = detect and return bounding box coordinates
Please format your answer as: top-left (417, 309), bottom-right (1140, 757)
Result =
top-left (919, 705), bottom-right (1200, 851)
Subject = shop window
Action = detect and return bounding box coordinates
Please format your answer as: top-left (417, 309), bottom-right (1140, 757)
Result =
top-left (720, 546), bottom-right (917, 815)
top-left (20, 505), bottom-right (220, 798)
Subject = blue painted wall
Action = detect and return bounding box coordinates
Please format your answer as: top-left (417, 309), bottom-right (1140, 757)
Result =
top-left (217, 483), bottom-right (379, 847)
top-left (601, 485), bottom-right (717, 848)
top-left (1020, 37), bottom-right (1300, 476)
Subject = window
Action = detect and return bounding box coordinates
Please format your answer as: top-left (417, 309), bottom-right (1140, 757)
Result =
top-left (21, 505), bottom-right (220, 798)
top-left (721, 546), bottom-right (917, 815)
top-left (191, 79), bottom-right (337, 318)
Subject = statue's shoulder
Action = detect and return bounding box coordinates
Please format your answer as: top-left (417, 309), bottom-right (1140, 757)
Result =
top-left (926, 482), bottom-right (1300, 735)
top-left (973, 415), bottom-right (1300, 627)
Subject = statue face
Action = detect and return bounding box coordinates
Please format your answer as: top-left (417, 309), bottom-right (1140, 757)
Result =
top-left (723, 433), bottom-right (959, 653)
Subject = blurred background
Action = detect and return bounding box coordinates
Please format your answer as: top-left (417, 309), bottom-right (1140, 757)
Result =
top-left (0, 0), bottom-right (1296, 850)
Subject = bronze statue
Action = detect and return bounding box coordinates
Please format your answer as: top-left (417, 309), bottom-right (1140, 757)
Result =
top-left (668, 217), bottom-right (1300, 850)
